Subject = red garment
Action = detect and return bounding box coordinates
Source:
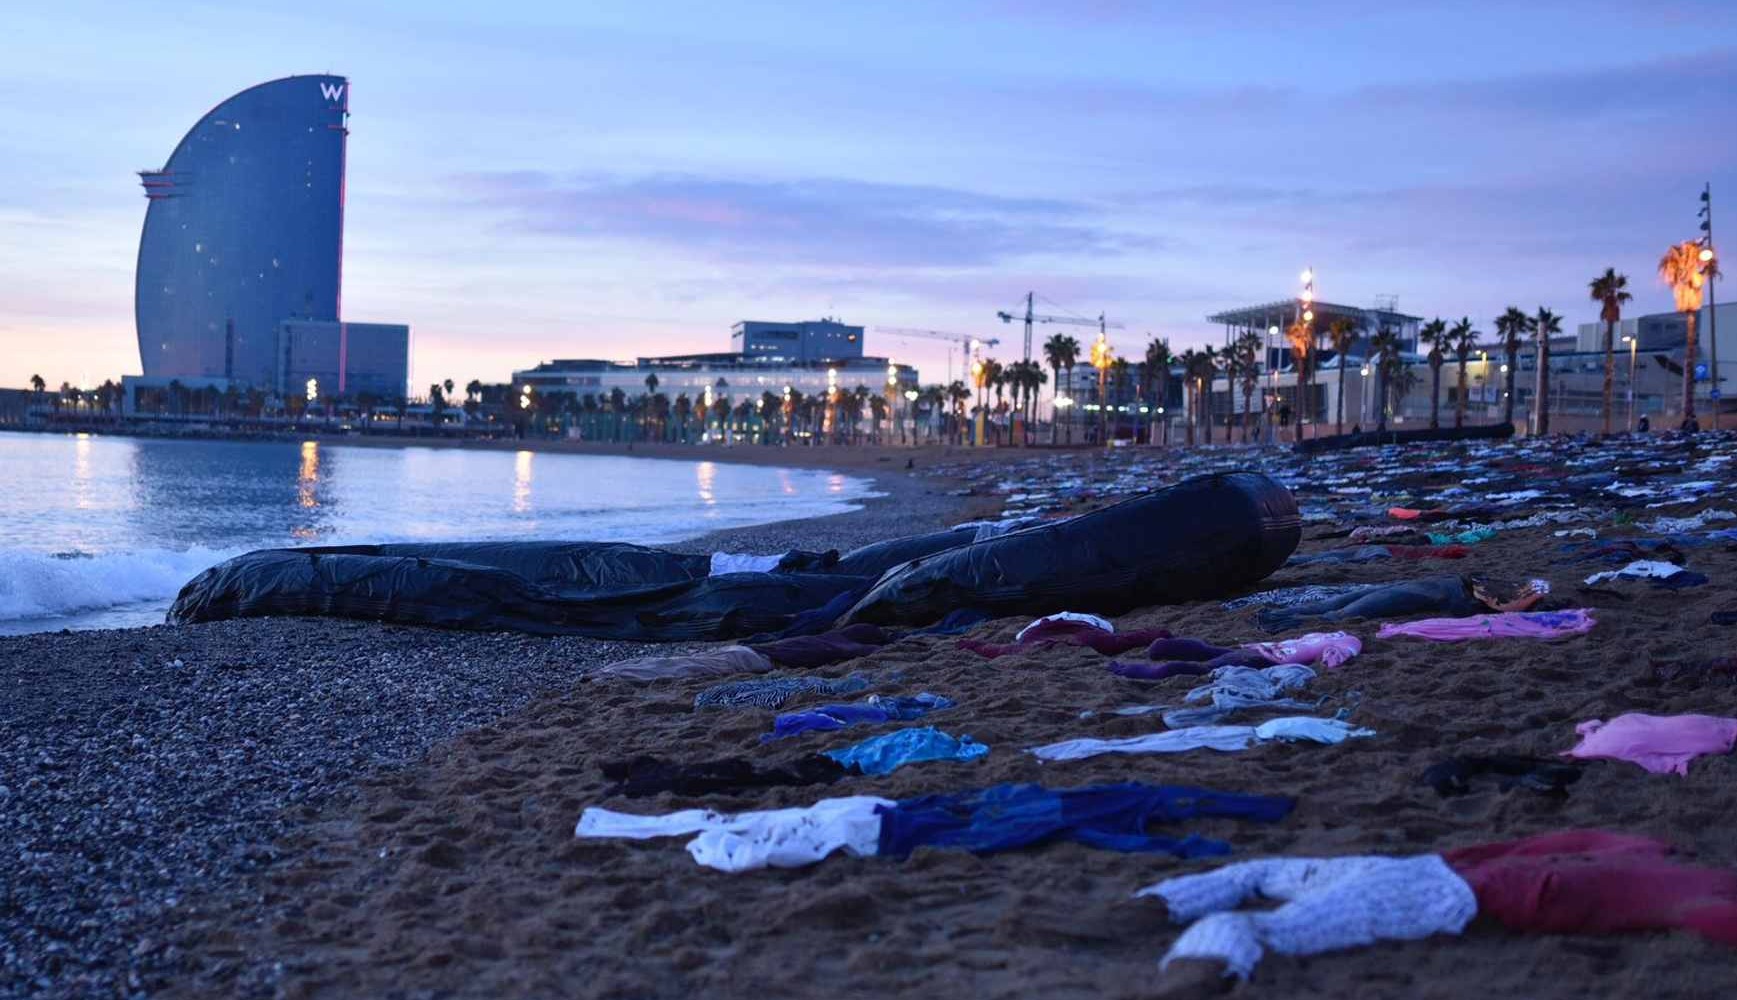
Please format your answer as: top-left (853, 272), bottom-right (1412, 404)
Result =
top-left (1385, 544), bottom-right (1471, 560)
top-left (959, 623), bottom-right (1172, 659)
top-left (1445, 831), bottom-right (1737, 945)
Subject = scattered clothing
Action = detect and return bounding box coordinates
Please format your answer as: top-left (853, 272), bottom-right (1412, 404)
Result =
top-left (600, 754), bottom-right (853, 798)
top-left (823, 727), bottom-right (989, 776)
top-left (1444, 831), bottom-right (1737, 943)
top-left (1116, 632), bottom-right (1361, 682)
top-left (1377, 609), bottom-right (1596, 642)
top-left (1427, 528), bottom-right (1497, 546)
top-left (1655, 570), bottom-right (1710, 590)
top-left (577, 795), bottom-right (892, 872)
top-left (748, 623), bottom-right (892, 669)
top-left (1384, 544), bottom-right (1472, 561)
top-left (1561, 713), bottom-right (1737, 776)
top-left (907, 608), bottom-right (993, 636)
top-left (1286, 545), bottom-right (1394, 566)
top-left (1141, 853), bottom-right (1477, 979)
top-left (1422, 755), bottom-right (1584, 798)
top-left (693, 673), bottom-right (872, 711)
top-left (960, 615), bottom-right (1170, 659)
top-left (1646, 509), bottom-right (1737, 534)
top-left (1161, 665), bottom-right (1319, 728)
top-left (877, 782), bottom-right (1295, 860)
top-left (596, 645), bottom-right (772, 682)
top-left (579, 782), bottom-right (1295, 872)
top-left (1142, 830), bottom-right (1737, 978)
top-left (1256, 575), bottom-right (1484, 633)
top-left (1242, 631), bottom-right (1362, 669)
top-left (1016, 611), bottom-right (1112, 641)
top-left (763, 693), bottom-right (954, 742)
top-left (1651, 657), bottom-right (1737, 684)
top-left (1027, 716), bottom-right (1375, 762)
top-left (1584, 560), bottom-right (1685, 586)
top-left (1222, 584), bottom-right (1377, 613)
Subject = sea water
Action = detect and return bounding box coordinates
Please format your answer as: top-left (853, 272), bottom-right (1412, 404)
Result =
top-left (0, 432), bottom-right (876, 635)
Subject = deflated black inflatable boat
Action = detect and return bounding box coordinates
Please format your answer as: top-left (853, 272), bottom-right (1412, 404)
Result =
top-left (169, 471), bottom-right (1298, 638)
top-left (841, 471), bottom-right (1300, 626)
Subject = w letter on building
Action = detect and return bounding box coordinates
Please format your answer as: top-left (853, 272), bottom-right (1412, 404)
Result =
top-left (320, 82), bottom-right (345, 101)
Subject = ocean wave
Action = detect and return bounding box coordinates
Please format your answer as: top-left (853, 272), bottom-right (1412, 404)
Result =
top-left (0, 546), bottom-right (237, 623)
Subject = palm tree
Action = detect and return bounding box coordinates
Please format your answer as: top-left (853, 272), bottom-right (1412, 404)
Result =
top-left (428, 383), bottom-right (447, 431)
top-left (1494, 307), bottom-right (1529, 427)
top-left (465, 379), bottom-right (482, 402)
top-left (1186, 347), bottom-right (1219, 446)
top-left (1327, 318), bottom-right (1358, 435)
top-left (1659, 241), bottom-right (1711, 423)
top-left (1232, 331), bottom-right (1261, 443)
top-left (1448, 317), bottom-right (1479, 429)
top-left (1368, 328), bottom-right (1401, 431)
top-left (1588, 268), bottom-right (1632, 436)
top-left (1531, 307), bottom-right (1563, 434)
top-left (1042, 334), bottom-right (1079, 445)
top-left (1143, 337), bottom-right (1174, 445)
top-left (442, 378), bottom-right (455, 401)
top-left (29, 374), bottom-right (45, 412)
top-left (1417, 318), bottom-right (1448, 429)
top-left (946, 380), bottom-right (970, 444)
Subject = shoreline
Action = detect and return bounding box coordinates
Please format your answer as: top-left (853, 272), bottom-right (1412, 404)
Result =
top-left (0, 466), bottom-right (986, 1000)
top-left (1, 424), bottom-right (1085, 476)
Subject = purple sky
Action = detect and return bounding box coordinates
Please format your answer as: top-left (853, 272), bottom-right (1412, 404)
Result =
top-left (2, 0), bottom-right (1732, 391)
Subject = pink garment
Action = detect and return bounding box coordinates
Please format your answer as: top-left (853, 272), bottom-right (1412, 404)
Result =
top-left (1446, 831), bottom-right (1737, 945)
top-left (1561, 713), bottom-right (1737, 776)
top-left (1376, 609), bottom-right (1596, 642)
top-left (1240, 631), bottom-right (1362, 668)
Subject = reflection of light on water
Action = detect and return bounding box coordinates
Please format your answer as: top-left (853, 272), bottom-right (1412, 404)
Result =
top-left (696, 461), bottom-right (717, 505)
top-left (513, 450), bottom-right (535, 513)
top-left (827, 474), bottom-right (847, 494)
top-left (298, 440), bottom-right (320, 509)
top-left (778, 470), bottom-right (796, 496)
top-left (72, 434), bottom-right (94, 509)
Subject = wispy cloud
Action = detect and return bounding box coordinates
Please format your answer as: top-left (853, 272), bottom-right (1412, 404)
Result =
top-left (451, 172), bottom-right (1151, 268)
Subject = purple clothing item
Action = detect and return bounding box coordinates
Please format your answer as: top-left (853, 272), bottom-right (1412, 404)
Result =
top-left (750, 623), bottom-right (892, 669)
top-left (1376, 610), bottom-right (1597, 642)
top-left (1243, 631), bottom-right (1362, 668)
top-left (1562, 713), bottom-right (1737, 776)
top-left (961, 623), bottom-right (1172, 660)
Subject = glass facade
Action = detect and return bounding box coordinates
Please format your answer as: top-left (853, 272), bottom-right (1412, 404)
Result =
top-left (135, 75), bottom-right (348, 387)
top-left (277, 320), bottom-right (409, 399)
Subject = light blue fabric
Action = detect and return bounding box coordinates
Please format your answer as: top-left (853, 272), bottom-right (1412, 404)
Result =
top-left (824, 726), bottom-right (989, 776)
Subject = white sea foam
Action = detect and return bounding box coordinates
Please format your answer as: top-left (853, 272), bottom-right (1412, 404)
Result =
top-left (0, 546), bottom-right (237, 623)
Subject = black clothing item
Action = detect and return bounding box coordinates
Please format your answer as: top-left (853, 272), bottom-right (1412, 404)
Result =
top-left (600, 754), bottom-right (855, 798)
top-left (1257, 574), bottom-right (1479, 633)
top-left (1650, 657), bottom-right (1737, 684)
top-left (1422, 755), bottom-right (1584, 798)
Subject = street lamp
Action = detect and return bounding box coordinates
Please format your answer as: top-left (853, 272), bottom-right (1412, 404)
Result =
top-left (1090, 331), bottom-right (1112, 448)
top-left (1623, 334), bottom-right (1638, 432)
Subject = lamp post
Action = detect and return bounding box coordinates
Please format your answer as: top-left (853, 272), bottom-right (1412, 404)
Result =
top-left (1623, 335), bottom-right (1638, 432)
top-left (1359, 365), bottom-right (1371, 429)
top-left (1090, 331), bottom-right (1112, 448)
top-left (1267, 324), bottom-right (1280, 445)
top-left (1298, 267), bottom-right (1315, 442)
top-left (969, 356), bottom-right (986, 447)
top-left (1699, 185), bottom-right (1718, 429)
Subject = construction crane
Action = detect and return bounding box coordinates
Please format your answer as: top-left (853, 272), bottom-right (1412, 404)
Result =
top-left (874, 327), bottom-right (1001, 384)
top-left (997, 292), bottom-right (1124, 362)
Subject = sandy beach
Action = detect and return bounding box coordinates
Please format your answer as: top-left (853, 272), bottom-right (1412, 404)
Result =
top-left (6, 441), bottom-right (1737, 999)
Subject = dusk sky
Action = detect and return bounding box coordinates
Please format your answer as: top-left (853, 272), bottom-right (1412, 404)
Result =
top-left (3, 0), bottom-right (1733, 392)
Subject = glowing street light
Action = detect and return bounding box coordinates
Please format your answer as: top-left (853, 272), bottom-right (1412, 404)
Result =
top-left (1090, 332), bottom-right (1113, 448)
top-left (1623, 334), bottom-right (1639, 432)
top-left (305, 378), bottom-right (318, 404)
